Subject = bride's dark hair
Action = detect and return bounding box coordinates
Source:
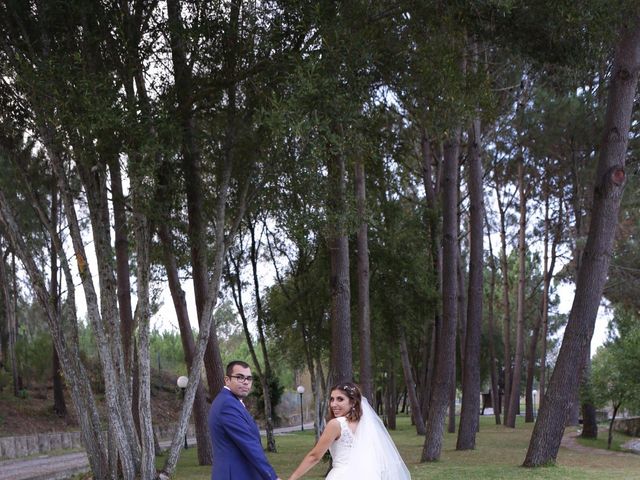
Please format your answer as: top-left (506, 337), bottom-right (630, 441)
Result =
top-left (328, 382), bottom-right (363, 421)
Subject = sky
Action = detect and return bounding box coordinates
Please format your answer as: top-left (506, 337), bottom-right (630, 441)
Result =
top-left (556, 281), bottom-right (610, 357)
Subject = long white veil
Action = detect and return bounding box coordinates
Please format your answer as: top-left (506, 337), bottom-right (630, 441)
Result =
top-left (345, 398), bottom-right (411, 479)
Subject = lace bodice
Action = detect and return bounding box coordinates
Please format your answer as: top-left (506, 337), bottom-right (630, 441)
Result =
top-left (329, 417), bottom-right (355, 469)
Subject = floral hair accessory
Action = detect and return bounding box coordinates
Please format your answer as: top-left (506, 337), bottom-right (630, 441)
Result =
top-left (340, 384), bottom-right (357, 395)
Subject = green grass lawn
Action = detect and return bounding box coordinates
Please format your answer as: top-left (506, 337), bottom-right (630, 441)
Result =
top-left (576, 426), bottom-right (637, 454)
top-left (158, 416), bottom-right (640, 479)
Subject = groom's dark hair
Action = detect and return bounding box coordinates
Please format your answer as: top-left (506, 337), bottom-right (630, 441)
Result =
top-left (226, 360), bottom-right (250, 376)
top-left (329, 382), bottom-right (363, 421)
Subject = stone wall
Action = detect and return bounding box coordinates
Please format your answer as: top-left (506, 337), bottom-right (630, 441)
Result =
top-left (0, 431), bottom-right (83, 459)
top-left (612, 416), bottom-right (640, 436)
top-left (0, 424), bottom-right (195, 460)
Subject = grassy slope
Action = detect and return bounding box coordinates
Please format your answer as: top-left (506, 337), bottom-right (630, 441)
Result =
top-left (161, 416), bottom-right (640, 479)
top-left (0, 369), bottom-right (183, 437)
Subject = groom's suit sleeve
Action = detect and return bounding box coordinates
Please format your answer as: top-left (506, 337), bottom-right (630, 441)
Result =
top-left (221, 400), bottom-right (278, 480)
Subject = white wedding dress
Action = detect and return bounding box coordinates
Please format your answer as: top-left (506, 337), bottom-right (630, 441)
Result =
top-left (326, 417), bottom-right (355, 479)
top-left (326, 399), bottom-right (411, 479)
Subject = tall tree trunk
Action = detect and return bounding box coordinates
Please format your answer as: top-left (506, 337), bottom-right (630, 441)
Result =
top-left (11, 255), bottom-right (21, 393)
top-left (424, 324), bottom-right (437, 423)
top-left (580, 352), bottom-right (598, 438)
top-left (72, 152), bottom-right (140, 477)
top-left (166, 0), bottom-right (225, 398)
top-left (12, 147), bottom-right (111, 475)
top-left (162, 157), bottom-right (237, 476)
top-left (249, 220), bottom-right (277, 452)
top-left (355, 157), bottom-right (373, 402)
top-left (122, 0), bottom-right (213, 465)
top-left (0, 189), bottom-right (110, 479)
top-left (506, 162), bottom-right (527, 428)
top-left (385, 361), bottom-right (397, 430)
top-left (158, 223), bottom-right (213, 465)
top-left (607, 403), bottom-right (621, 449)
top-left (0, 246), bottom-right (19, 397)
top-left (524, 311), bottom-right (540, 424)
top-left (452, 237), bottom-right (463, 436)
top-left (265, 232), bottom-right (327, 441)
top-left (420, 130), bottom-right (442, 422)
top-left (314, 358), bottom-right (328, 441)
top-left (328, 151), bottom-right (352, 384)
top-left (539, 179), bottom-right (562, 409)
top-left (108, 156), bottom-right (140, 441)
top-left (422, 131), bottom-right (460, 462)
top-left (0, 291), bottom-right (6, 370)
top-left (485, 212), bottom-right (502, 424)
top-left (131, 187), bottom-right (155, 479)
top-left (448, 354), bottom-right (456, 434)
top-left (457, 115), bottom-right (484, 449)
top-left (524, 17), bottom-right (640, 466)
top-left (398, 326), bottom-right (426, 435)
top-left (108, 158), bottom-right (135, 371)
top-left (456, 249), bottom-right (467, 379)
top-left (58, 158), bottom-right (138, 478)
top-left (495, 188), bottom-right (513, 421)
top-left (50, 183), bottom-right (67, 417)
top-left (526, 177), bottom-right (561, 422)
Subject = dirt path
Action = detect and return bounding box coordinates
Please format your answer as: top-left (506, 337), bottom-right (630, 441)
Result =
top-left (0, 423), bottom-right (314, 480)
top-left (0, 452), bottom-right (89, 480)
top-left (561, 431), bottom-right (639, 457)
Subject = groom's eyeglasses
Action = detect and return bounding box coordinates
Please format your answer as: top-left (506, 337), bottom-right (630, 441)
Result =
top-left (229, 374), bottom-right (253, 384)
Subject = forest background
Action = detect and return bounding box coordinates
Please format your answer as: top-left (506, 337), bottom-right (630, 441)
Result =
top-left (1, 1), bottom-right (640, 479)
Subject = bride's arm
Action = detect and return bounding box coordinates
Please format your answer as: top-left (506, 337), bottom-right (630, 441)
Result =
top-left (288, 419), bottom-right (341, 480)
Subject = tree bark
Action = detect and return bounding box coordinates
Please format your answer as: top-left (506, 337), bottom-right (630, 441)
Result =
top-left (355, 157), bottom-right (373, 403)
top-left (607, 403), bottom-right (621, 449)
top-left (0, 189), bottom-right (110, 479)
top-left (122, 0), bottom-right (215, 465)
top-left (50, 184), bottom-right (67, 417)
top-left (526, 178), bottom-right (560, 422)
top-left (158, 223), bottom-right (213, 465)
top-left (580, 352), bottom-right (598, 439)
top-left (506, 162), bottom-right (527, 428)
top-left (524, 17), bottom-right (640, 466)
top-left (457, 115), bottom-right (484, 449)
top-left (57, 156), bottom-right (138, 479)
top-left (485, 212), bottom-right (502, 424)
top-left (398, 326), bottom-right (426, 435)
top-left (0, 246), bottom-right (19, 397)
top-left (108, 158), bottom-right (135, 372)
top-left (225, 220), bottom-right (278, 452)
top-left (161, 153), bottom-right (240, 477)
top-left (131, 186), bottom-right (155, 479)
top-left (539, 180), bottom-right (563, 411)
top-left (420, 130), bottom-right (442, 422)
top-left (448, 355), bottom-right (457, 434)
top-left (166, 0), bottom-right (225, 398)
top-left (422, 131), bottom-right (460, 462)
top-left (328, 150), bottom-right (353, 384)
top-left (495, 187), bottom-right (513, 422)
top-left (385, 361), bottom-right (397, 430)
top-left (248, 221), bottom-right (277, 452)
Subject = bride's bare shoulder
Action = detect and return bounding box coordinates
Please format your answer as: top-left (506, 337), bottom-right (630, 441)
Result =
top-left (322, 418), bottom-right (344, 440)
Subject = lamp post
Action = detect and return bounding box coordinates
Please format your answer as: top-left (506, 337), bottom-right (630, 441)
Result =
top-left (177, 376), bottom-right (189, 449)
top-left (296, 385), bottom-right (305, 431)
top-left (532, 389), bottom-right (538, 419)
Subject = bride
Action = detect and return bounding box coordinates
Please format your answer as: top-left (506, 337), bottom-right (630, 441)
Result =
top-left (288, 382), bottom-right (411, 479)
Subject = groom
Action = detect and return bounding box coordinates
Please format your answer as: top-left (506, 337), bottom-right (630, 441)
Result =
top-left (208, 360), bottom-right (281, 480)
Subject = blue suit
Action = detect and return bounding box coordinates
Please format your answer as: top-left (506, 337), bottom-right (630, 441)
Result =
top-left (208, 387), bottom-right (278, 480)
